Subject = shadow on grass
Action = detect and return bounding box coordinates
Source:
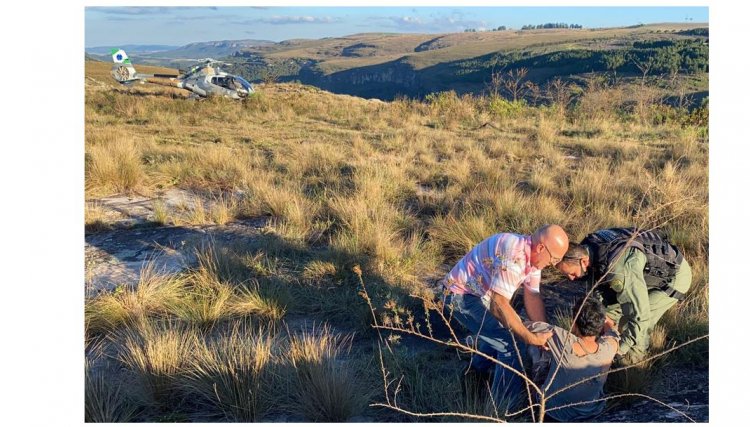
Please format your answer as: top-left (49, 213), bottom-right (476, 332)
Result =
top-left (85, 217), bottom-right (446, 336)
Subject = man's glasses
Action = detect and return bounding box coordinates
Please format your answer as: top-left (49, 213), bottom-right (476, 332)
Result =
top-left (543, 244), bottom-right (562, 266)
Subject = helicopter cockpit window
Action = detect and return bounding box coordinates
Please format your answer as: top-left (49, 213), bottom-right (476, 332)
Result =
top-left (211, 76), bottom-right (252, 92)
top-left (211, 76), bottom-right (232, 90)
top-left (232, 76), bottom-right (253, 91)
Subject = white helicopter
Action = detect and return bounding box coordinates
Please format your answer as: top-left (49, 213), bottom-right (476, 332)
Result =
top-left (110, 49), bottom-right (254, 99)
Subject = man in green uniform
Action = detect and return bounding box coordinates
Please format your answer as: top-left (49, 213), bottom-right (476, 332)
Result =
top-left (554, 227), bottom-right (692, 364)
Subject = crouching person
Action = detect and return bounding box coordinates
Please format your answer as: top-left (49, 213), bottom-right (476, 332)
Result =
top-left (526, 297), bottom-right (620, 422)
top-left (442, 225), bottom-right (569, 412)
top-left (556, 227), bottom-right (692, 364)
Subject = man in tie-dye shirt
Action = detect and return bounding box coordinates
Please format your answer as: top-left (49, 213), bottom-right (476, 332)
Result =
top-left (443, 224), bottom-right (569, 410)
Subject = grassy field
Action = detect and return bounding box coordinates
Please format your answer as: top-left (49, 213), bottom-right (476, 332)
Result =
top-left (84, 59), bottom-right (708, 422)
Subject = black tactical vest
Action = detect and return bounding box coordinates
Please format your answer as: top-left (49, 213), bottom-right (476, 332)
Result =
top-left (582, 227), bottom-right (685, 302)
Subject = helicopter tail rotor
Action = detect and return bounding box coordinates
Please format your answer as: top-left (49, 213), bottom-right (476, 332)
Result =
top-left (110, 49), bottom-right (141, 83)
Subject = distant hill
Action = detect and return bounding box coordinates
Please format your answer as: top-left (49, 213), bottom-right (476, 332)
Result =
top-left (229, 23), bottom-right (707, 100)
top-left (84, 53), bottom-right (102, 62)
top-left (85, 44), bottom-right (179, 55)
top-left (140, 39), bottom-right (275, 59)
top-left (85, 23), bottom-right (708, 100)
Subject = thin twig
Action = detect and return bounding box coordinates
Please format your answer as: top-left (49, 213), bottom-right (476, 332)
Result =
top-left (546, 392), bottom-right (697, 423)
top-left (371, 322), bottom-right (543, 397)
top-left (369, 403), bottom-right (506, 423)
top-left (376, 341), bottom-right (391, 406)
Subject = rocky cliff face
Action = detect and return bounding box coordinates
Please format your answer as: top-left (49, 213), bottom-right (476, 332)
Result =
top-left (292, 59), bottom-right (424, 100)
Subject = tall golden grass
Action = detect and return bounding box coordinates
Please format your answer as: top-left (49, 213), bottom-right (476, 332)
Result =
top-left (86, 68), bottom-right (708, 420)
top-left (285, 325), bottom-right (369, 421)
top-left (113, 318), bottom-right (196, 409)
top-left (85, 138), bottom-right (145, 195)
top-left (182, 322), bottom-right (276, 421)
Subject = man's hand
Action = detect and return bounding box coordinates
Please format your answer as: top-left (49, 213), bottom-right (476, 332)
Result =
top-left (529, 331), bottom-right (553, 350)
top-left (489, 291), bottom-right (551, 350)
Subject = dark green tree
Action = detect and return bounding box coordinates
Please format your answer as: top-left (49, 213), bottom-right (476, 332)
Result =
top-left (654, 46), bottom-right (681, 83)
top-left (602, 51), bottom-right (626, 84)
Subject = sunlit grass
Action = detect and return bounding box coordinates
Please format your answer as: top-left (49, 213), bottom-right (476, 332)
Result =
top-left (113, 318), bottom-right (196, 409)
top-left (285, 325), bottom-right (369, 421)
top-left (85, 67), bottom-right (708, 421)
top-left (85, 138), bottom-right (145, 196)
top-left (181, 322), bottom-right (276, 421)
top-left (85, 264), bottom-right (187, 336)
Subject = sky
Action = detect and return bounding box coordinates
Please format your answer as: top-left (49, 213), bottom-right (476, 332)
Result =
top-left (85, 5), bottom-right (709, 47)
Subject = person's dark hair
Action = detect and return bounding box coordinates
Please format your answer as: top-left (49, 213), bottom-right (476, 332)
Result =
top-left (562, 243), bottom-right (589, 264)
top-left (573, 297), bottom-right (606, 337)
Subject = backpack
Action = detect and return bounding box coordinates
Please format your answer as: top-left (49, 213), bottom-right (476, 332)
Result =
top-left (582, 227), bottom-right (685, 302)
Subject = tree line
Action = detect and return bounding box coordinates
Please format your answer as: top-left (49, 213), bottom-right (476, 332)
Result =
top-left (521, 23), bottom-right (583, 30)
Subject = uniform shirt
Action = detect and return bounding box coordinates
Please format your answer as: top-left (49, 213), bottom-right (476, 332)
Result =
top-left (444, 233), bottom-right (540, 308)
top-left (526, 321), bottom-right (620, 422)
top-left (597, 247), bottom-right (651, 357)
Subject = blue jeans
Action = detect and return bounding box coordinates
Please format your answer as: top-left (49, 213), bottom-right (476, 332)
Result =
top-left (446, 292), bottom-right (528, 409)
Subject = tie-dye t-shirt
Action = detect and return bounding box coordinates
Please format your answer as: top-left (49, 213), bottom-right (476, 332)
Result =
top-left (444, 233), bottom-right (540, 306)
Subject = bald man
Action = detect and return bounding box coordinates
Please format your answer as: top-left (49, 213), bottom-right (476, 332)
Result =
top-left (442, 224), bottom-right (569, 410)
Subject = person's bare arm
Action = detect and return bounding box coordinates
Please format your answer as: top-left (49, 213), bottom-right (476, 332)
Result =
top-left (488, 291), bottom-right (552, 348)
top-left (605, 336), bottom-right (620, 355)
top-left (523, 290), bottom-right (547, 323)
top-left (602, 320), bottom-right (621, 355)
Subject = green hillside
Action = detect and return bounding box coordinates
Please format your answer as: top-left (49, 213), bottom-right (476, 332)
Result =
top-left (224, 23), bottom-right (707, 100)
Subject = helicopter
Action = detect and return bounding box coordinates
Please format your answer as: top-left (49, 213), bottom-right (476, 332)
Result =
top-left (110, 48), bottom-right (254, 99)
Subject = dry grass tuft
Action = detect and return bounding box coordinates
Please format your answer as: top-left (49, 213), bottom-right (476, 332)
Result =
top-left (209, 194), bottom-right (239, 225)
top-left (286, 325), bottom-right (368, 421)
top-left (429, 212), bottom-right (493, 261)
top-left (182, 322), bottom-right (276, 421)
top-left (174, 146), bottom-right (254, 191)
top-left (551, 305), bottom-right (574, 332)
top-left (113, 318), bottom-right (196, 409)
top-left (250, 182), bottom-right (322, 242)
top-left (152, 199), bottom-right (169, 225)
top-left (192, 241), bottom-right (249, 285)
top-left (605, 362), bottom-right (655, 405)
top-left (302, 260), bottom-right (338, 285)
top-left (649, 324), bottom-right (667, 353)
top-left (172, 279), bottom-right (235, 329)
top-left (173, 243), bottom-right (288, 325)
top-left (229, 281), bottom-right (287, 321)
top-left (85, 202), bottom-right (117, 232)
top-left (529, 114), bottom-right (557, 148)
top-left (85, 265), bottom-right (186, 336)
top-left (86, 138), bottom-right (145, 196)
top-left (85, 359), bottom-right (140, 422)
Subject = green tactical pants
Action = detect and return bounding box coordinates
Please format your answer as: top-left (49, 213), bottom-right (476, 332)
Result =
top-left (605, 257), bottom-right (692, 362)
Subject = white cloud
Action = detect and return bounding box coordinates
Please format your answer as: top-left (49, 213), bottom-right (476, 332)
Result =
top-left (373, 14), bottom-right (487, 32)
top-left (262, 15), bottom-right (341, 25)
